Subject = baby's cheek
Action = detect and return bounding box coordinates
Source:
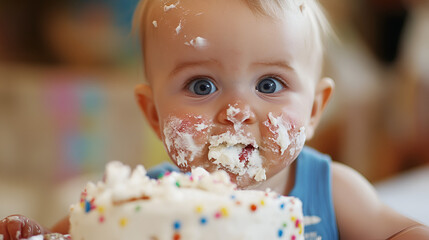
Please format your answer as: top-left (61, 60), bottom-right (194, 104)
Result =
top-left (261, 113), bottom-right (306, 166)
top-left (162, 114), bottom-right (212, 169)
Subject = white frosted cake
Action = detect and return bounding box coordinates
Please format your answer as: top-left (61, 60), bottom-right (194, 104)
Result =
top-left (69, 162), bottom-right (303, 240)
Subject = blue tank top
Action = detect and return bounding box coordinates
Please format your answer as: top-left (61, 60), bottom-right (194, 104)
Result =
top-left (289, 146), bottom-right (339, 240)
top-left (147, 146), bottom-right (339, 240)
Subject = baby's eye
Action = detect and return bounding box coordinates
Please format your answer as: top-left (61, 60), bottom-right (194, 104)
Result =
top-left (187, 78), bottom-right (217, 95)
top-left (256, 77), bottom-right (284, 94)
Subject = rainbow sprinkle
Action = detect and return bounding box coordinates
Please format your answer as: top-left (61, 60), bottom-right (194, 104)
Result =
top-left (119, 218), bottom-right (128, 227)
top-left (278, 229), bottom-right (283, 238)
top-left (220, 207), bottom-right (229, 217)
top-left (195, 205), bottom-right (203, 213)
top-left (173, 233), bottom-right (181, 240)
top-left (84, 200), bottom-right (91, 213)
top-left (250, 204), bottom-right (257, 212)
top-left (200, 217), bottom-right (207, 225)
top-left (97, 206), bottom-right (105, 214)
top-left (173, 221), bottom-right (181, 230)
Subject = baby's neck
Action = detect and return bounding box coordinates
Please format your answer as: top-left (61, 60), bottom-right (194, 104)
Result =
top-left (247, 162), bottom-right (296, 196)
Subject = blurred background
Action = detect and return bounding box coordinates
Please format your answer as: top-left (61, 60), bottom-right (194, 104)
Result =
top-left (0, 0), bottom-right (428, 228)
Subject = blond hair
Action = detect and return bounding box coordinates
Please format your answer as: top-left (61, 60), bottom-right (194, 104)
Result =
top-left (245, 0), bottom-right (332, 50)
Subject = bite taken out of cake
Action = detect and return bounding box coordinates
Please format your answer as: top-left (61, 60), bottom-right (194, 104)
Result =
top-left (69, 161), bottom-right (304, 240)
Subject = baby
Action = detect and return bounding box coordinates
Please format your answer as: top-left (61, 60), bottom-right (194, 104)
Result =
top-left (1, 0), bottom-right (429, 239)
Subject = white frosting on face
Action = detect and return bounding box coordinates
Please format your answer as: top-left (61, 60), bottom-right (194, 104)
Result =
top-left (226, 105), bottom-right (246, 132)
top-left (208, 131), bottom-right (266, 181)
top-left (207, 105), bottom-right (266, 182)
top-left (226, 105), bottom-right (240, 123)
top-left (254, 168), bottom-right (267, 181)
top-left (194, 122), bottom-right (208, 131)
top-left (267, 113), bottom-right (292, 155)
top-left (152, 20), bottom-right (158, 28)
top-left (175, 20), bottom-right (182, 34)
top-left (164, 1), bottom-right (180, 12)
top-left (290, 126), bottom-right (306, 156)
top-left (266, 113), bottom-right (306, 156)
top-left (185, 37), bottom-right (208, 49)
top-left (163, 116), bottom-right (205, 167)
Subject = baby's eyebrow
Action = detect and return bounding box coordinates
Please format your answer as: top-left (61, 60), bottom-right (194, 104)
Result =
top-left (252, 60), bottom-right (294, 72)
top-left (169, 59), bottom-right (221, 78)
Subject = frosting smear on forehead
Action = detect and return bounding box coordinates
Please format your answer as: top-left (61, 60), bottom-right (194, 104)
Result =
top-left (185, 37), bottom-right (208, 48)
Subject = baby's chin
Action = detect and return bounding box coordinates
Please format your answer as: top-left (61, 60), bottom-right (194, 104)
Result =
top-left (179, 160), bottom-right (260, 189)
top-left (231, 173), bottom-right (260, 189)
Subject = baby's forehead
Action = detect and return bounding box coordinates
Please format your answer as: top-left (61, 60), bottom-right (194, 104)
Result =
top-left (139, 0), bottom-right (327, 47)
top-left (137, 0), bottom-right (326, 80)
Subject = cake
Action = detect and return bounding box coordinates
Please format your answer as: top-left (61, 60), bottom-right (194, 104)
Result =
top-left (69, 161), bottom-right (303, 240)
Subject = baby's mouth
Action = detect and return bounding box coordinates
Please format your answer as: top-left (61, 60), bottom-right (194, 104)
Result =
top-left (239, 144), bottom-right (255, 163)
top-left (207, 132), bottom-right (266, 182)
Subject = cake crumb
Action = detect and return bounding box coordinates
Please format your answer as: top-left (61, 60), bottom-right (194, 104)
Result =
top-left (164, 1), bottom-right (180, 12)
top-left (185, 37), bottom-right (208, 49)
top-left (175, 20), bottom-right (182, 34)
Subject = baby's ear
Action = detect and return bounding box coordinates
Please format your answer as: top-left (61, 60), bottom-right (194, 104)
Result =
top-left (306, 77), bottom-right (335, 139)
top-left (135, 84), bottom-right (162, 139)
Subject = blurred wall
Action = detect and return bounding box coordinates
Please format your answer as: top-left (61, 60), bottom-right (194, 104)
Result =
top-left (0, 0), bottom-right (169, 226)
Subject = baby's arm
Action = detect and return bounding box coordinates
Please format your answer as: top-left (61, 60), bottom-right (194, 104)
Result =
top-left (332, 162), bottom-right (429, 240)
top-left (50, 216), bottom-right (70, 234)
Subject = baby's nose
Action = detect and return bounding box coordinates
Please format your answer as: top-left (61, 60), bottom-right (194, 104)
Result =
top-left (217, 103), bottom-right (256, 126)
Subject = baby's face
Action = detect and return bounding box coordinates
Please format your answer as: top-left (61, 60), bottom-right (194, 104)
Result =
top-left (140, 0), bottom-right (326, 188)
